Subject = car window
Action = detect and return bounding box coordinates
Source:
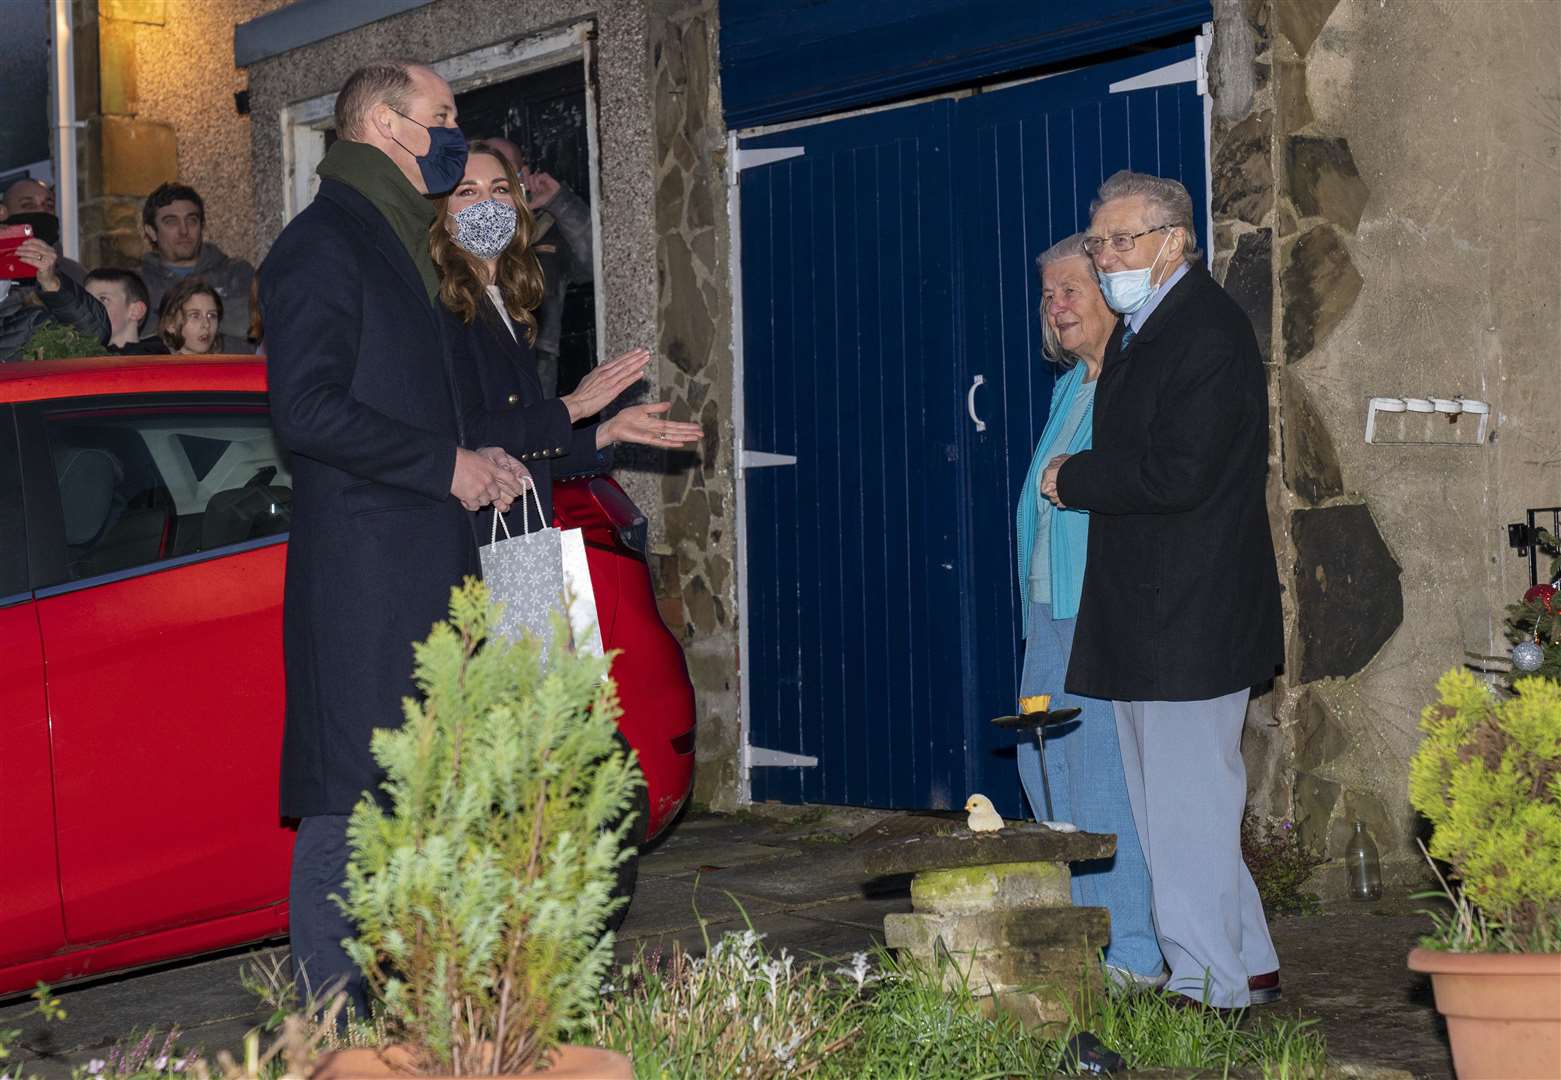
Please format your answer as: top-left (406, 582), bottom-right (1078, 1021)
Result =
top-left (44, 403), bottom-right (292, 580)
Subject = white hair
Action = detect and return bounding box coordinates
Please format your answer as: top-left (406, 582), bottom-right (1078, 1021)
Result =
top-left (1034, 232), bottom-right (1095, 368)
top-left (1091, 169), bottom-right (1202, 265)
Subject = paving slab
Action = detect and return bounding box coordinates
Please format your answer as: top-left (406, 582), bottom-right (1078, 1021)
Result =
top-left (689, 848), bottom-right (874, 904)
top-left (1267, 914), bottom-right (1451, 1080)
top-left (0, 945), bottom-right (281, 1078)
top-left (613, 874), bottom-right (785, 941)
top-left (635, 837), bottom-right (792, 877)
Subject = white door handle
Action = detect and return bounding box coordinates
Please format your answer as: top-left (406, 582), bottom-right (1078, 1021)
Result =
top-left (967, 374), bottom-right (987, 433)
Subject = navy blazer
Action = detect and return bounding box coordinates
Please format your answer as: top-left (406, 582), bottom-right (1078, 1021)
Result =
top-left (447, 297), bottom-right (606, 535)
top-left (1056, 265), bottom-right (1283, 702)
top-left (261, 178), bottom-right (479, 818)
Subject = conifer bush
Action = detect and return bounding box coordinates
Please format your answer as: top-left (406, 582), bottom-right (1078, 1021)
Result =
top-left (1408, 669), bottom-right (1561, 952)
top-left (340, 579), bottom-right (641, 1074)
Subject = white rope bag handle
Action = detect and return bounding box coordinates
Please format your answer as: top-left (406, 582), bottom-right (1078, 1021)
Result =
top-left (489, 477), bottom-right (546, 544)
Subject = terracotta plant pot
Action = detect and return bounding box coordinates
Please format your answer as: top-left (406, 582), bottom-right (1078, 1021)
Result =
top-left (311, 1044), bottom-right (632, 1080)
top-left (1407, 946), bottom-right (1561, 1079)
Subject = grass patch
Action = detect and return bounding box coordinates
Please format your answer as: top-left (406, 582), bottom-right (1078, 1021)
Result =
top-left (1079, 980), bottom-right (1326, 1075)
top-left (591, 928), bottom-right (1329, 1079)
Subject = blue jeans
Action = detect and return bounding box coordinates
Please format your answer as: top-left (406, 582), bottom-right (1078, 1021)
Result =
top-left (1018, 601), bottom-right (1163, 978)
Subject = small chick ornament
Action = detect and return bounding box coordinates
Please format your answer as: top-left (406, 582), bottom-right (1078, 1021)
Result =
top-left (964, 793), bottom-right (1005, 832)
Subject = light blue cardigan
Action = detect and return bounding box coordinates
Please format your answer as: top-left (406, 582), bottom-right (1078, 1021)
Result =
top-left (1016, 362), bottom-right (1095, 630)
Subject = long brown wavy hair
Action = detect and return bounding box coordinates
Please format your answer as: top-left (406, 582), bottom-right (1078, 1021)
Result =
top-left (157, 277), bottom-right (224, 353)
top-left (429, 141), bottom-right (544, 340)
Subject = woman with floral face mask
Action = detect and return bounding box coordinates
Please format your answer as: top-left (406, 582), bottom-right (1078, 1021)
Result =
top-left (430, 142), bottom-right (701, 530)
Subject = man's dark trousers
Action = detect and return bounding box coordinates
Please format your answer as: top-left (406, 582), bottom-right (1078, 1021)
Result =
top-left (288, 815), bottom-right (367, 1020)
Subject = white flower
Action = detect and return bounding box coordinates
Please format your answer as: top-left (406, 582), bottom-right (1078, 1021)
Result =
top-left (87, 1061), bottom-right (107, 1076)
top-left (171, 1059), bottom-right (188, 1074)
top-left (834, 951), bottom-right (877, 991)
top-left (154, 1056), bottom-right (168, 1070)
top-left (771, 1030), bottom-right (804, 1068)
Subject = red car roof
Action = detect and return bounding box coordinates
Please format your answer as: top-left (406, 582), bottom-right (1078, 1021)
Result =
top-left (0, 355), bottom-right (268, 404)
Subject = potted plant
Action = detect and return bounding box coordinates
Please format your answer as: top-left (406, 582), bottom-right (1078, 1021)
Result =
top-left (1407, 668), bottom-right (1561, 1079)
top-left (312, 580), bottom-right (638, 1078)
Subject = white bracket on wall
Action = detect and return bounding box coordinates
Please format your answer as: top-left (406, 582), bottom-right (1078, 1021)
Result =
top-left (1107, 27), bottom-right (1209, 96)
top-left (1365, 396), bottom-right (1491, 445)
top-left (738, 449), bottom-right (798, 476)
top-left (1195, 26), bottom-right (1211, 97)
top-left (730, 145), bottom-right (806, 184)
top-left (746, 745), bottom-right (819, 769)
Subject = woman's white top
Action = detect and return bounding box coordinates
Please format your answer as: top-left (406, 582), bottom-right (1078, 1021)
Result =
top-left (486, 285), bottom-right (518, 342)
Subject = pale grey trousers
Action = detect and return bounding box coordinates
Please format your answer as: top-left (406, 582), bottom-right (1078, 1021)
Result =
top-left (1113, 690), bottom-right (1280, 1007)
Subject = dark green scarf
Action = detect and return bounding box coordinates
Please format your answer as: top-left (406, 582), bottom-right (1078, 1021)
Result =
top-left (316, 140), bottom-right (439, 301)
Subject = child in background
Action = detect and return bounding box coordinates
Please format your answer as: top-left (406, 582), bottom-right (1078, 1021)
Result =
top-left (157, 278), bottom-right (224, 355)
top-left (84, 268), bottom-right (167, 355)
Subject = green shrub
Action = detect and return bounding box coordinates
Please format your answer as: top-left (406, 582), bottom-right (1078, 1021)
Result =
top-left (21, 320), bottom-right (106, 360)
top-left (1241, 811), bottom-right (1324, 916)
top-left (340, 579), bottom-right (641, 1073)
top-left (1408, 669), bottom-right (1561, 951)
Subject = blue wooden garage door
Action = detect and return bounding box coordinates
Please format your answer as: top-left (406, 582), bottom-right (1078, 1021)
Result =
top-left (740, 44), bottom-right (1208, 816)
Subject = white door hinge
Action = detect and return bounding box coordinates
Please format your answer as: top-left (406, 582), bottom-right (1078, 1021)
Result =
top-left (746, 745), bottom-right (819, 769)
top-left (730, 145), bottom-right (805, 184)
top-left (738, 449), bottom-right (798, 476)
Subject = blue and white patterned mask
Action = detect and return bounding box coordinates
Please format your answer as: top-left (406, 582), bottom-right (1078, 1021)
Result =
top-left (450, 198), bottom-right (518, 260)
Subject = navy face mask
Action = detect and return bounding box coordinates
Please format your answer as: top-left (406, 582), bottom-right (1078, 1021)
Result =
top-left (389, 108), bottom-right (468, 194)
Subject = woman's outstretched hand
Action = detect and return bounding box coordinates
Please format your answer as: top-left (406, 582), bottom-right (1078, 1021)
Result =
top-left (598, 402), bottom-right (704, 451)
top-left (560, 347), bottom-right (651, 422)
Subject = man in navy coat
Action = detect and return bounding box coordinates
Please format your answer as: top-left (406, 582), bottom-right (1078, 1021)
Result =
top-left (260, 60), bottom-right (523, 1014)
top-left (1042, 170), bottom-right (1284, 1010)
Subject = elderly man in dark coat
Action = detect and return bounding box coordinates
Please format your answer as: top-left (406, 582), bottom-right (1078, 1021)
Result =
top-left (260, 59), bottom-right (522, 1013)
top-left (1042, 170), bottom-right (1285, 1011)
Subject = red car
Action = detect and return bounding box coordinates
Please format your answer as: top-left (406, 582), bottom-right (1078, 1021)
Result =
top-left (0, 356), bottom-right (693, 998)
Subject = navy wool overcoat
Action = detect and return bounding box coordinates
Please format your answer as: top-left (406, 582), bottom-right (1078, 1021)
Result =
top-left (261, 179), bottom-right (478, 819)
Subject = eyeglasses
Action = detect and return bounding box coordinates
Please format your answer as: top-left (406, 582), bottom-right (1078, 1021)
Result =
top-left (1081, 225), bottom-right (1169, 255)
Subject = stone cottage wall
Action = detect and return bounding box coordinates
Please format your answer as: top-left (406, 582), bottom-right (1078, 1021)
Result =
top-left (243, 0), bottom-right (742, 810)
top-left (1210, 0), bottom-right (1561, 893)
top-left (73, 0), bottom-right (286, 269)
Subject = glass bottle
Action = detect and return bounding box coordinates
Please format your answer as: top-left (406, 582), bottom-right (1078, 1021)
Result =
top-left (1345, 821), bottom-right (1382, 901)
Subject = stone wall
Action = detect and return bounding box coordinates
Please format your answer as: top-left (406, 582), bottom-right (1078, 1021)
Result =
top-left (1210, 0), bottom-right (1561, 894)
top-left (74, 0), bottom-right (285, 270)
top-left (648, 0), bottom-right (742, 808)
top-left (243, 0), bottom-right (743, 810)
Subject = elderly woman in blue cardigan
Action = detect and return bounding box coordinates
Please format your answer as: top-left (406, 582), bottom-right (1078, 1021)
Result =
top-left (1016, 233), bottom-right (1163, 987)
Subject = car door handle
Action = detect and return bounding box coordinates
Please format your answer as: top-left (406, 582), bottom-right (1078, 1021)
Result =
top-left (967, 375), bottom-right (987, 433)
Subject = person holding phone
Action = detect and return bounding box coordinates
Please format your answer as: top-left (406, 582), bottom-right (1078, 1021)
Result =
top-left (0, 233), bottom-right (110, 361)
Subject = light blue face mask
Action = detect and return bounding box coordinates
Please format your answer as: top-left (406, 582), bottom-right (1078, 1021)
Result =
top-left (1096, 229), bottom-right (1173, 314)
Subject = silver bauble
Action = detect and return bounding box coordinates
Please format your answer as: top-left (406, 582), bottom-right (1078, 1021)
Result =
top-left (1512, 639), bottom-right (1545, 672)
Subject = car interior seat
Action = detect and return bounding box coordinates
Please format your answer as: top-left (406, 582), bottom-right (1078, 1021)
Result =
top-left (53, 445), bottom-right (122, 578)
top-left (51, 424), bottom-right (174, 578)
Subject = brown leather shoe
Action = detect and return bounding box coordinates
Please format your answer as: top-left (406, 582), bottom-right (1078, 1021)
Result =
top-left (1248, 970), bottom-right (1281, 1004)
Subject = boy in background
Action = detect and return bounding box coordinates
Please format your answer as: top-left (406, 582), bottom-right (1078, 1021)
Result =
top-left (84, 268), bottom-right (166, 355)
